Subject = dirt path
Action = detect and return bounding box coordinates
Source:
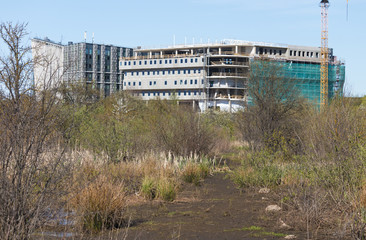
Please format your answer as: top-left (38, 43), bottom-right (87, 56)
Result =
top-left (121, 172), bottom-right (304, 240)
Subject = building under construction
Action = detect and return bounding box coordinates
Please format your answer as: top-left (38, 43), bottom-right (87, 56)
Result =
top-left (120, 39), bottom-right (345, 112)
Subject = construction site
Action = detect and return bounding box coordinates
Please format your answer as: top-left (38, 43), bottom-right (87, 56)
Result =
top-left (120, 39), bottom-right (345, 111)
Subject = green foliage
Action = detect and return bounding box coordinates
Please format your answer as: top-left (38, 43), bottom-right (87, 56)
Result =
top-left (64, 92), bottom-right (151, 163)
top-left (231, 151), bottom-right (284, 188)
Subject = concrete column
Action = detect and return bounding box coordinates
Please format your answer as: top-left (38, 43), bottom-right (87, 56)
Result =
top-left (160, 51), bottom-right (163, 57)
top-left (235, 45), bottom-right (239, 54)
top-left (191, 49), bottom-right (194, 55)
top-left (192, 101), bottom-right (196, 111)
top-left (175, 50), bottom-right (178, 56)
top-left (149, 51), bottom-right (152, 58)
top-left (92, 44), bottom-right (98, 84)
top-left (229, 100), bottom-right (232, 113)
top-left (251, 47), bottom-right (256, 55)
top-left (219, 47), bottom-right (222, 55)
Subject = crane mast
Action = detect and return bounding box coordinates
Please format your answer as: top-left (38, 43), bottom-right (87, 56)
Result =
top-left (320, 0), bottom-right (330, 108)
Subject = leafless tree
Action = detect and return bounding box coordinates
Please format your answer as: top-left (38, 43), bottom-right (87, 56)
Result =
top-left (0, 22), bottom-right (69, 240)
top-left (150, 101), bottom-right (215, 157)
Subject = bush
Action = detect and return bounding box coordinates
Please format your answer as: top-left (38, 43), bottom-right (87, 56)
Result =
top-left (149, 101), bottom-right (215, 157)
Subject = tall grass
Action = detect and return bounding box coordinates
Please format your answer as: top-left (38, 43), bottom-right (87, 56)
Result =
top-left (69, 175), bottom-right (127, 232)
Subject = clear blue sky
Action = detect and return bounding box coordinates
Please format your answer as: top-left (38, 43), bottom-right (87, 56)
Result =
top-left (1, 0), bottom-right (365, 96)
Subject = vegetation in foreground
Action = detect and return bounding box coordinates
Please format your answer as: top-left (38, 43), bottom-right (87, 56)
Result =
top-left (1, 22), bottom-right (366, 239)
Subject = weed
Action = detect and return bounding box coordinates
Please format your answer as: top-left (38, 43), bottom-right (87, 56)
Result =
top-left (252, 231), bottom-right (286, 237)
top-left (242, 225), bottom-right (263, 231)
top-left (199, 162), bottom-right (210, 178)
top-left (167, 211), bottom-right (177, 217)
top-left (231, 163), bottom-right (283, 188)
top-left (224, 225), bottom-right (263, 232)
top-left (141, 176), bottom-right (157, 200)
top-left (181, 160), bottom-right (211, 186)
top-left (157, 178), bottom-right (177, 202)
top-left (182, 164), bottom-right (201, 185)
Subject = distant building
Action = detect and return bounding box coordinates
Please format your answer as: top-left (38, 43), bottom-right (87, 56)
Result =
top-left (119, 39), bottom-right (345, 112)
top-left (31, 38), bottom-right (133, 97)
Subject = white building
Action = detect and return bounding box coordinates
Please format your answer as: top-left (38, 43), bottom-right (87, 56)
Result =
top-left (31, 38), bottom-right (64, 91)
top-left (119, 39), bottom-right (330, 112)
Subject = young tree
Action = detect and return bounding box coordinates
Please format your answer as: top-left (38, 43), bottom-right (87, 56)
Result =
top-left (236, 58), bottom-right (305, 151)
top-left (0, 22), bottom-right (68, 239)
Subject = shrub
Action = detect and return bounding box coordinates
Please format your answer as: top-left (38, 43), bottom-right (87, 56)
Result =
top-left (149, 101), bottom-right (215, 157)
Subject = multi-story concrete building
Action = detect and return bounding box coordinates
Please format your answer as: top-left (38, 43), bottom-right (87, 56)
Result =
top-left (119, 39), bottom-right (345, 112)
top-left (32, 38), bottom-right (133, 96)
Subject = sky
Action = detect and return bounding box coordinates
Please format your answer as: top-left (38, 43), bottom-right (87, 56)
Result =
top-left (0, 0), bottom-right (365, 96)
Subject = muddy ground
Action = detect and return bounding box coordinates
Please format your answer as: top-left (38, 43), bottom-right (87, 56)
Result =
top-left (40, 166), bottom-right (342, 239)
top-left (120, 172), bottom-right (303, 240)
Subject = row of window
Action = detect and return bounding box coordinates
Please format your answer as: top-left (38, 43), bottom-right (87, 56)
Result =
top-left (85, 48), bottom-right (114, 56)
top-left (259, 48), bottom-right (283, 56)
top-left (126, 69), bottom-right (202, 76)
top-left (290, 50), bottom-right (319, 58)
top-left (141, 90), bottom-right (203, 97)
top-left (124, 79), bottom-right (205, 87)
top-left (122, 57), bottom-right (203, 66)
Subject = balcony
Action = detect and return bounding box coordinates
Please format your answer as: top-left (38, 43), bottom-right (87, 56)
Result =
top-left (209, 61), bottom-right (249, 66)
top-left (208, 72), bottom-right (247, 77)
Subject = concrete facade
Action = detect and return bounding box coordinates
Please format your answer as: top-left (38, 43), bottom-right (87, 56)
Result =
top-left (119, 39), bottom-right (341, 112)
top-left (31, 38), bottom-right (64, 90)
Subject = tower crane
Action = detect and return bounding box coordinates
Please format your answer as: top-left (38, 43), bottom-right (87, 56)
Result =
top-left (320, 0), bottom-right (330, 108)
top-left (319, 0), bottom-right (349, 108)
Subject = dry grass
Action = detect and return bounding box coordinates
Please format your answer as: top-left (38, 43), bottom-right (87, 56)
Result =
top-left (68, 175), bottom-right (127, 232)
top-left (65, 151), bottom-right (215, 232)
top-left (360, 184), bottom-right (366, 208)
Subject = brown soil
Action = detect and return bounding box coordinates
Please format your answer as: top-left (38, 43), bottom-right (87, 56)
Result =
top-left (39, 160), bottom-right (342, 239)
top-left (114, 172), bottom-right (307, 240)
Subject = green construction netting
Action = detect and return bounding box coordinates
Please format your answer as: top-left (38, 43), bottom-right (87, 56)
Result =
top-left (248, 60), bottom-right (346, 105)
top-left (283, 62), bottom-right (345, 104)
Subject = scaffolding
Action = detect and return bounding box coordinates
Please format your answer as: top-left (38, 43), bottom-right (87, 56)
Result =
top-left (283, 62), bottom-right (345, 104)
top-left (247, 60), bottom-right (345, 106)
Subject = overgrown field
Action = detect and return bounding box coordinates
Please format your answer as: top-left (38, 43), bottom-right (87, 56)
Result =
top-left (1, 22), bottom-right (366, 239)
